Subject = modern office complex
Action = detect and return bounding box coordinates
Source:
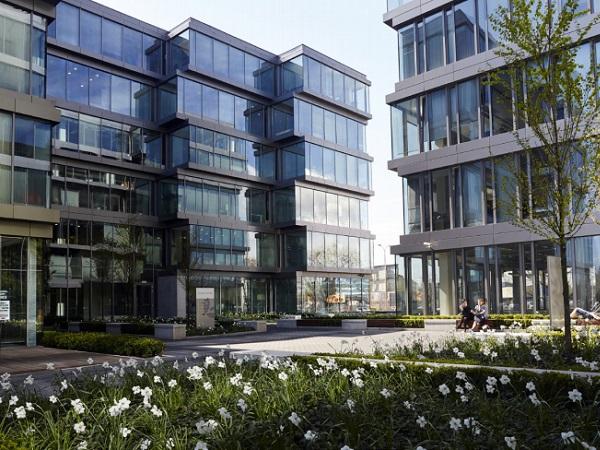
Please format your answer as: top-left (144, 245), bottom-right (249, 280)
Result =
top-left (0, 0), bottom-right (374, 345)
top-left (384, 0), bottom-right (600, 315)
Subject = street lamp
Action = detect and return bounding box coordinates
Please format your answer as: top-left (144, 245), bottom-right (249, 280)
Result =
top-left (377, 244), bottom-right (390, 312)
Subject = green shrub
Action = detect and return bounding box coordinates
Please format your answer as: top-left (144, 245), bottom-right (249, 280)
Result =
top-left (0, 433), bottom-right (25, 450)
top-left (39, 331), bottom-right (164, 357)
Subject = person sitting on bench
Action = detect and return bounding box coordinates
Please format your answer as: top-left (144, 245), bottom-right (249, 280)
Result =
top-left (471, 298), bottom-right (489, 332)
top-left (570, 302), bottom-right (600, 321)
top-left (456, 299), bottom-right (474, 331)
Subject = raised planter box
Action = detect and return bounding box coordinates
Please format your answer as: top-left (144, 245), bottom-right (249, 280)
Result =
top-left (424, 319), bottom-right (456, 331)
top-left (367, 319), bottom-right (398, 328)
top-left (342, 319), bottom-right (367, 330)
top-left (106, 323), bottom-right (126, 335)
top-left (68, 322), bottom-right (81, 333)
top-left (276, 319), bottom-right (298, 329)
top-left (236, 320), bottom-right (267, 332)
top-left (154, 324), bottom-right (186, 340)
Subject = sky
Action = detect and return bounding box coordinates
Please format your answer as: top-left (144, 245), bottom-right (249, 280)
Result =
top-left (96, 0), bottom-right (402, 266)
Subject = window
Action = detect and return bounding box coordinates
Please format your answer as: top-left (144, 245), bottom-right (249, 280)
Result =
top-left (66, 62), bottom-right (89, 105)
top-left (425, 12), bottom-right (444, 70)
top-left (431, 169), bottom-right (451, 230)
top-left (14, 117), bottom-right (50, 160)
top-left (457, 79), bottom-right (479, 142)
top-left (111, 76), bottom-right (131, 116)
top-left (0, 112), bottom-right (11, 155)
top-left (213, 41), bottom-right (229, 77)
top-left (80, 11), bottom-right (101, 53)
top-left (335, 152), bottom-right (347, 185)
top-left (462, 162), bottom-right (483, 226)
top-left (202, 86), bottom-right (219, 121)
top-left (491, 73), bottom-right (513, 134)
top-left (455, 0), bottom-right (476, 61)
top-left (399, 25), bottom-right (416, 81)
top-left (391, 98), bottom-right (419, 158)
top-left (405, 176), bottom-right (422, 234)
top-left (89, 70), bottom-right (111, 110)
top-left (56, 2), bottom-right (79, 46)
top-left (0, 164), bottom-right (10, 204)
top-left (123, 28), bottom-right (143, 67)
top-left (426, 89), bottom-right (447, 150)
top-left (102, 19), bottom-right (122, 60)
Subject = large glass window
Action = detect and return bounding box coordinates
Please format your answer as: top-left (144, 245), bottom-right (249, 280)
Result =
top-left (457, 79), bottom-right (479, 142)
top-left (431, 169), bottom-right (451, 230)
top-left (426, 89), bottom-right (447, 150)
top-left (498, 244), bottom-right (521, 313)
top-left (102, 19), bottom-right (122, 60)
top-left (462, 162), bottom-right (483, 226)
top-left (55, 2), bottom-right (79, 46)
top-left (425, 12), bottom-right (444, 71)
top-left (80, 10), bottom-right (101, 53)
top-left (404, 175), bottom-right (422, 234)
top-left (454, 0), bottom-right (476, 60)
top-left (399, 25), bottom-right (416, 80)
top-left (391, 98), bottom-right (419, 158)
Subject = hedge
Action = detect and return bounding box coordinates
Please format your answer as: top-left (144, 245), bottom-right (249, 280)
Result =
top-left (39, 331), bottom-right (164, 357)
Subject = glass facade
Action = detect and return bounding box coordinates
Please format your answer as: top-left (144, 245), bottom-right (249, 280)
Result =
top-left (281, 55), bottom-right (370, 113)
top-left (0, 0), bottom-right (374, 329)
top-left (298, 276), bottom-right (370, 314)
top-left (0, 3), bottom-right (46, 95)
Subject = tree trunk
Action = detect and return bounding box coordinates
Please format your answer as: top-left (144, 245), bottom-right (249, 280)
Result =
top-left (559, 241), bottom-right (573, 358)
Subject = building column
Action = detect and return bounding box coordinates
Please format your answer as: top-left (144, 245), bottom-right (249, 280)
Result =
top-left (26, 238), bottom-right (37, 347)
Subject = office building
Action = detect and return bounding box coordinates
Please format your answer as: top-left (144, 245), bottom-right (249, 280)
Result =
top-left (384, 0), bottom-right (600, 315)
top-left (0, 0), bottom-right (374, 345)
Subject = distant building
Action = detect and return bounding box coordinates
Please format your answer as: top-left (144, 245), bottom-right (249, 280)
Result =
top-left (370, 264), bottom-right (396, 312)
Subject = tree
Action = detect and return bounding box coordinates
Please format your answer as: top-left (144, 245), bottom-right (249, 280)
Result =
top-left (490, 0), bottom-right (600, 356)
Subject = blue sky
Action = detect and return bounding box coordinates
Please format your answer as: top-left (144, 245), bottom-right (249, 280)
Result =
top-left (96, 0), bottom-right (401, 266)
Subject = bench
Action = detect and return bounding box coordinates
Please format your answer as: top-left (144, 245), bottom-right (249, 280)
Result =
top-left (455, 319), bottom-right (498, 331)
top-left (575, 319), bottom-right (600, 326)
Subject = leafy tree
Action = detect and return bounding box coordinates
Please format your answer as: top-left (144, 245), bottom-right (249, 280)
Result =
top-left (490, 0), bottom-right (600, 355)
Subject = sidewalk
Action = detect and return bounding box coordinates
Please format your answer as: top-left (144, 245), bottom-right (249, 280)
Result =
top-left (0, 346), bottom-right (132, 375)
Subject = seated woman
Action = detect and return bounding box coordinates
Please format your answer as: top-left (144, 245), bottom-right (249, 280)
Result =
top-left (471, 298), bottom-right (489, 332)
top-left (570, 302), bottom-right (600, 321)
top-left (456, 299), bottom-right (474, 331)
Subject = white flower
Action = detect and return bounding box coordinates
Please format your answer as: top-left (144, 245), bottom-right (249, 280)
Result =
top-left (73, 421), bottom-right (86, 434)
top-left (460, 395), bottom-right (469, 403)
top-left (218, 407), bottom-right (231, 421)
top-left (416, 447), bottom-right (427, 450)
top-left (237, 398), bottom-right (247, 413)
top-left (217, 362), bottom-right (226, 369)
top-left (46, 363), bottom-right (55, 370)
top-left (49, 395), bottom-right (58, 404)
top-left (204, 356), bottom-right (216, 367)
top-left (203, 381), bottom-right (213, 391)
top-left (196, 419), bottom-right (218, 435)
top-left (14, 406), bottom-right (26, 419)
top-left (416, 416), bottom-right (427, 428)
top-left (455, 386), bottom-right (464, 394)
top-left (380, 388), bottom-right (391, 399)
top-left (140, 439), bottom-right (152, 450)
top-left (23, 375), bottom-right (34, 385)
top-left (580, 441), bottom-right (597, 450)
top-left (102, 361), bottom-right (110, 369)
top-left (120, 427), bottom-right (131, 438)
top-left (77, 441), bottom-right (88, 450)
top-left (166, 437), bottom-right (175, 449)
top-left (453, 347), bottom-right (459, 354)
top-left (194, 441), bottom-right (208, 450)
top-left (187, 366), bottom-right (204, 381)
top-left (464, 382), bottom-right (474, 391)
top-left (486, 384), bottom-right (496, 394)
top-left (352, 377), bottom-right (364, 388)
top-left (561, 431), bottom-right (576, 444)
top-left (346, 399), bottom-right (355, 413)
top-left (505, 436), bottom-right (517, 449)
top-left (289, 412), bottom-right (302, 426)
top-left (525, 381), bottom-right (536, 392)
top-left (153, 376), bottom-right (162, 384)
top-left (167, 379), bottom-right (177, 388)
top-left (500, 375), bottom-right (511, 385)
top-left (449, 417), bottom-right (462, 431)
top-left (403, 401), bottom-right (413, 410)
top-left (304, 430), bottom-right (317, 441)
top-left (529, 393), bottom-right (541, 406)
top-left (242, 383), bottom-right (254, 395)
top-left (568, 389), bottom-right (582, 402)
top-left (87, 358), bottom-right (94, 365)
top-left (151, 405), bottom-right (163, 417)
top-left (9, 395), bottom-right (18, 406)
top-left (137, 370), bottom-right (144, 378)
top-left (425, 367), bottom-right (433, 374)
top-left (278, 372), bottom-right (289, 382)
top-left (438, 384), bottom-right (450, 396)
top-left (71, 399), bottom-right (85, 415)
top-left (456, 371), bottom-right (467, 381)
top-left (230, 373), bottom-right (243, 386)
top-left (108, 397), bottom-right (131, 417)
top-left (457, 352), bottom-right (465, 358)
top-left (486, 376), bottom-right (497, 386)
top-left (340, 446), bottom-right (353, 450)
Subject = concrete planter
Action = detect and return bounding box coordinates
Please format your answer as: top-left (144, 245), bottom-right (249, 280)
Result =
top-left (68, 322), bottom-right (82, 332)
top-left (276, 319), bottom-right (298, 329)
top-left (342, 319), bottom-right (367, 330)
top-left (154, 324), bottom-right (186, 340)
top-left (423, 319), bottom-right (456, 331)
top-left (236, 320), bottom-right (267, 332)
top-left (106, 323), bottom-right (127, 335)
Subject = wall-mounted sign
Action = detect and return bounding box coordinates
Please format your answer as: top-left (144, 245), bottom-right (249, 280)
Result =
top-left (0, 299), bottom-right (10, 322)
top-left (195, 288), bottom-right (215, 329)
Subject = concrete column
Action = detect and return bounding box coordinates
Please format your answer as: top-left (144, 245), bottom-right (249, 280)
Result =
top-left (438, 253), bottom-right (455, 315)
top-left (548, 256), bottom-right (564, 329)
top-left (26, 238), bottom-right (37, 347)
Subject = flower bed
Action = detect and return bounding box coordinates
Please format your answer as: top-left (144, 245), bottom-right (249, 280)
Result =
top-left (186, 319), bottom-right (254, 336)
top-left (1, 354), bottom-right (598, 449)
top-left (39, 331), bottom-right (164, 357)
top-left (335, 330), bottom-right (600, 372)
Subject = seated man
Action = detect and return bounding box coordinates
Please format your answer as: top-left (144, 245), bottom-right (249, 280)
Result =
top-left (456, 299), bottom-right (474, 331)
top-left (471, 298), bottom-right (489, 332)
top-left (570, 302), bottom-right (600, 321)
